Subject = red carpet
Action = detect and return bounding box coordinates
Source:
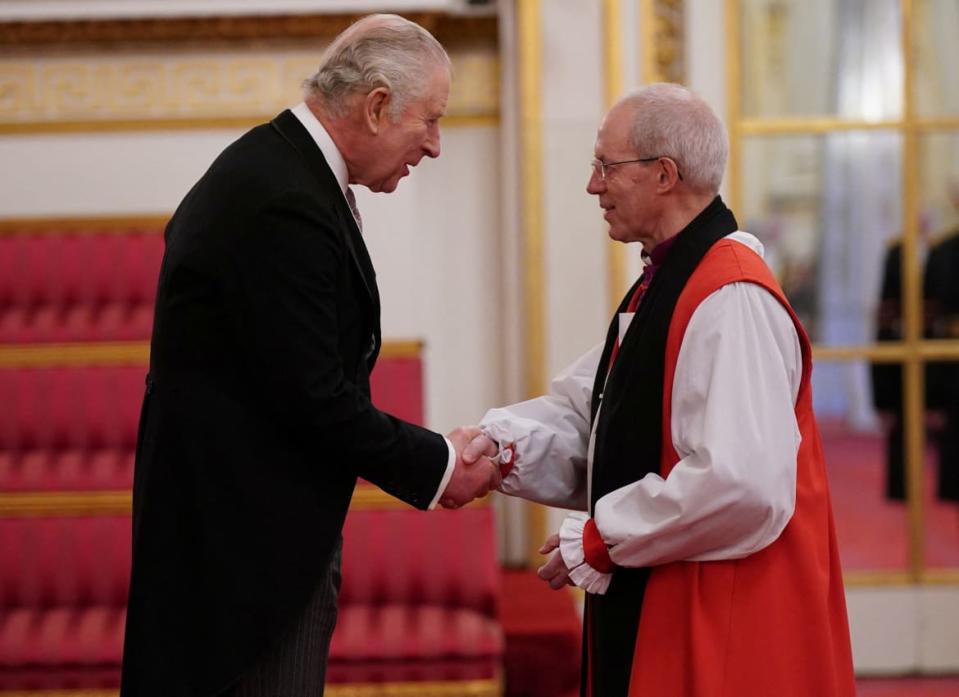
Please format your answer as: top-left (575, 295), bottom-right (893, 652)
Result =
top-left (500, 570), bottom-right (581, 697)
top-left (857, 677), bottom-right (959, 695)
top-left (821, 423), bottom-right (959, 571)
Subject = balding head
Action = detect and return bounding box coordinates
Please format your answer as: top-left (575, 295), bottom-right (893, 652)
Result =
top-left (303, 14), bottom-right (451, 121)
top-left (616, 83), bottom-right (728, 195)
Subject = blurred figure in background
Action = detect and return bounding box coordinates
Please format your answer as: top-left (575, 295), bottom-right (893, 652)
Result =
top-left (872, 233), bottom-right (910, 501)
top-left (873, 193), bottom-right (959, 504)
top-left (924, 184), bottom-right (959, 503)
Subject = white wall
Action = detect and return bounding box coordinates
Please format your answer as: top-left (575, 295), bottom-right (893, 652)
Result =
top-left (542, 0), bottom-right (609, 379)
top-left (0, 130), bottom-right (236, 216)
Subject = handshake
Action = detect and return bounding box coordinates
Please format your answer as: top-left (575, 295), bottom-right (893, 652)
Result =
top-left (438, 426), bottom-right (502, 509)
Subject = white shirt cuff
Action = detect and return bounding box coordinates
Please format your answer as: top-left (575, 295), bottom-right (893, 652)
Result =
top-left (559, 512), bottom-right (612, 595)
top-left (427, 437), bottom-right (457, 510)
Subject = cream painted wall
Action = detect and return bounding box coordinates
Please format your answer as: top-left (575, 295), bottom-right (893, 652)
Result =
top-left (685, 0), bottom-right (729, 203)
top-left (0, 130), bottom-right (236, 216)
top-left (542, 0), bottom-right (609, 380)
top-left (0, 124), bottom-right (503, 439)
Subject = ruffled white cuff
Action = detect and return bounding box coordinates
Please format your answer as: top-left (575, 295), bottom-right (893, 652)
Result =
top-left (559, 512), bottom-right (612, 595)
top-left (480, 422), bottom-right (518, 484)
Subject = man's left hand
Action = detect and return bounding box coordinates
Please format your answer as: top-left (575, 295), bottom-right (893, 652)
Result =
top-left (537, 533), bottom-right (573, 590)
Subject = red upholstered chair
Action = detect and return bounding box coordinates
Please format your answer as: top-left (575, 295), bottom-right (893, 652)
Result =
top-left (0, 366), bottom-right (142, 492)
top-left (0, 229), bottom-right (163, 343)
top-left (0, 515), bottom-right (129, 690)
top-left (330, 505), bottom-right (503, 685)
top-left (0, 312), bottom-right (504, 694)
top-left (0, 510), bottom-right (503, 693)
top-left (0, 214), bottom-right (502, 692)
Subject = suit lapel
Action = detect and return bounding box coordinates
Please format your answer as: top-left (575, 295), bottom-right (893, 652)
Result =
top-left (269, 110), bottom-right (379, 310)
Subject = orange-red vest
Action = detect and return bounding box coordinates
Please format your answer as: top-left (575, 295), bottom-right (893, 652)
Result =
top-left (626, 239), bottom-right (856, 697)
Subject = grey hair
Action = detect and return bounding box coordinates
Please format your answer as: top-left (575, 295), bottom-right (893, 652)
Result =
top-left (303, 14), bottom-right (451, 120)
top-left (618, 83), bottom-right (728, 194)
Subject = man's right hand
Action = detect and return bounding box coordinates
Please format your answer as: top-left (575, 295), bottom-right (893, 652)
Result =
top-left (439, 426), bottom-right (501, 509)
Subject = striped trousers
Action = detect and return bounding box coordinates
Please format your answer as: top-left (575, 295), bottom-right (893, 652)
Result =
top-left (225, 537), bottom-right (343, 697)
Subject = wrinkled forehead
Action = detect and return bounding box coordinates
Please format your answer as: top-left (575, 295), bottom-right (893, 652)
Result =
top-left (419, 64), bottom-right (451, 111)
top-left (595, 103), bottom-right (636, 157)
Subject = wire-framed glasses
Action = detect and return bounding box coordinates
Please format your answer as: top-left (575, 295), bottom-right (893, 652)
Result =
top-left (590, 156), bottom-right (683, 181)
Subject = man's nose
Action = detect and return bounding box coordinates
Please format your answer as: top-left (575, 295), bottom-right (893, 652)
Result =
top-left (587, 168), bottom-right (605, 195)
top-left (424, 125), bottom-right (441, 159)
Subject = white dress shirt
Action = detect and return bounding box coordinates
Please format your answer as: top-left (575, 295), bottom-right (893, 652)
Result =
top-left (290, 103), bottom-right (456, 509)
top-left (480, 232), bottom-right (802, 593)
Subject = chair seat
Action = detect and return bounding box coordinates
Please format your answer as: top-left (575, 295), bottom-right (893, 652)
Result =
top-left (0, 604), bottom-right (502, 689)
top-left (0, 448), bottom-right (134, 491)
top-left (0, 303), bottom-right (154, 343)
top-left (327, 604), bottom-right (503, 684)
top-left (0, 606), bottom-right (124, 690)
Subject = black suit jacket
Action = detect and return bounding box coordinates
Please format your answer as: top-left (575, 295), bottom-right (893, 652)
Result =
top-left (120, 110), bottom-right (450, 697)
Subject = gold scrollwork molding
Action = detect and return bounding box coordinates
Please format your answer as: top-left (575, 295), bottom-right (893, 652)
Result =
top-left (642, 0), bottom-right (686, 84)
top-left (0, 46), bottom-right (499, 133)
top-left (0, 14), bottom-right (497, 48)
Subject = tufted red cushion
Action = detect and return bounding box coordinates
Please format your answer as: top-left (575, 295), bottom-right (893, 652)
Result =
top-left (0, 448), bottom-right (134, 492)
top-left (328, 506), bottom-right (502, 684)
top-left (366, 357), bottom-right (424, 426)
top-left (327, 604), bottom-right (502, 684)
top-left (339, 507), bottom-right (499, 614)
top-left (0, 516), bottom-right (129, 690)
top-left (0, 665), bottom-right (120, 691)
top-left (0, 366), bottom-right (144, 452)
top-left (0, 517), bottom-right (131, 608)
top-left (0, 302), bottom-right (155, 343)
top-left (0, 231), bottom-right (163, 344)
top-left (0, 607), bottom-right (126, 667)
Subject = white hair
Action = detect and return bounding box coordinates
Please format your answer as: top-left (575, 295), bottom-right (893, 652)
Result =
top-left (618, 83), bottom-right (728, 194)
top-left (303, 14), bottom-right (451, 120)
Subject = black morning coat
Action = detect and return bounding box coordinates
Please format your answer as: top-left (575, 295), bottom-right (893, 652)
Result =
top-left (119, 110), bottom-right (450, 697)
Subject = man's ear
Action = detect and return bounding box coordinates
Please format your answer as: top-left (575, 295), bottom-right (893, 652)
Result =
top-left (363, 87), bottom-right (391, 135)
top-left (656, 158), bottom-right (681, 192)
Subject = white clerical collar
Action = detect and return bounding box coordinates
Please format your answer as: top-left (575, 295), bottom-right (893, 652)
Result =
top-left (290, 102), bottom-right (349, 195)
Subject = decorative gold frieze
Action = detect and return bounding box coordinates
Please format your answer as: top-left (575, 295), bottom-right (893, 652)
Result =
top-left (0, 14), bottom-right (497, 48)
top-left (644, 0), bottom-right (686, 84)
top-left (0, 46), bottom-right (498, 133)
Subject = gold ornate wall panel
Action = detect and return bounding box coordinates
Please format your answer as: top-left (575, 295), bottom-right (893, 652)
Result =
top-left (0, 14), bottom-right (499, 132)
top-left (641, 0), bottom-right (686, 84)
top-left (0, 14), bottom-right (496, 48)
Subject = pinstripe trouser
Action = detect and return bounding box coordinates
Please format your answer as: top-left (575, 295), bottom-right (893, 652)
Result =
top-left (225, 537), bottom-right (343, 697)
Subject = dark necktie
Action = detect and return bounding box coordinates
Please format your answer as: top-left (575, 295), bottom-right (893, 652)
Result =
top-left (345, 187), bottom-right (362, 232)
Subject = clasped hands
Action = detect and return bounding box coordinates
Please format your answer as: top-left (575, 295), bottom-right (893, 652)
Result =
top-left (438, 426), bottom-right (500, 509)
top-left (439, 427), bottom-right (574, 590)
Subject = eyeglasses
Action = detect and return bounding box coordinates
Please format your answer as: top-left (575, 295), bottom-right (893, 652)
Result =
top-left (590, 156), bottom-right (683, 181)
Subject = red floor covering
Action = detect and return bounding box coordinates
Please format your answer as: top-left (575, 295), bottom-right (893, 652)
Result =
top-left (553, 677), bottom-right (959, 696)
top-left (821, 423), bottom-right (959, 570)
top-left (857, 677), bottom-right (959, 695)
